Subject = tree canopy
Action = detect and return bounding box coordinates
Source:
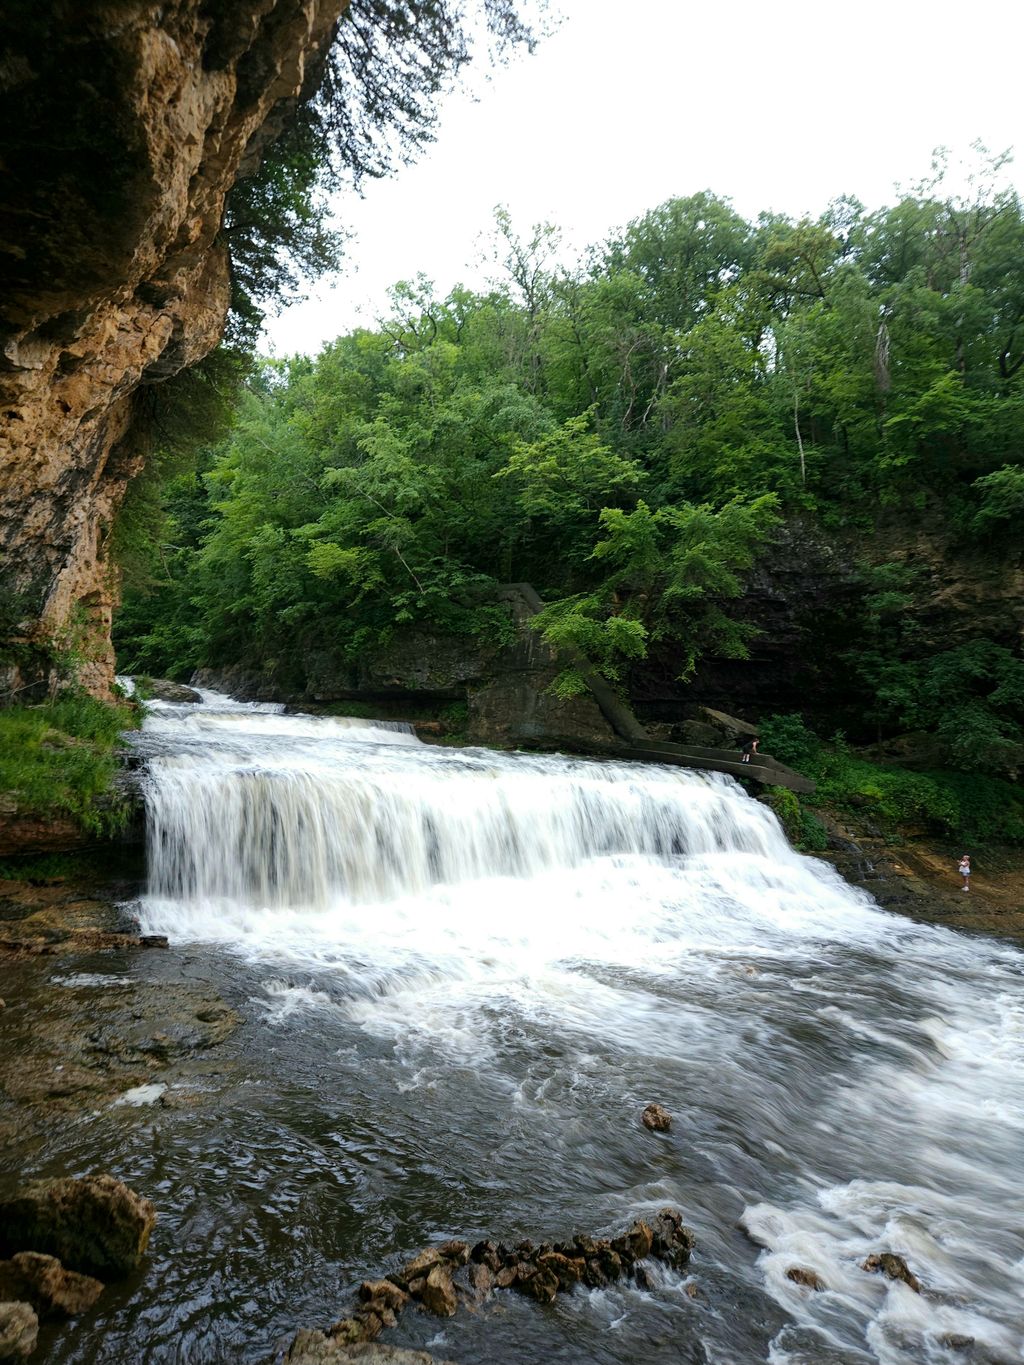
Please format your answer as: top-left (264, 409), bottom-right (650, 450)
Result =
top-left (117, 155), bottom-right (1024, 779)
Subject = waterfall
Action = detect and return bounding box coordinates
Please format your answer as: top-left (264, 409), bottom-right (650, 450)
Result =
top-left (143, 707), bottom-right (790, 909)
top-left (127, 689), bottom-right (1024, 1365)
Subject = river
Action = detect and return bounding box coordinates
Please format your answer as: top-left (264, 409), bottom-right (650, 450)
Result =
top-left (37, 691), bottom-right (1024, 1362)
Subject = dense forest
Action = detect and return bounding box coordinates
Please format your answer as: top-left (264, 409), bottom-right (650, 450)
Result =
top-left (114, 160), bottom-right (1024, 821)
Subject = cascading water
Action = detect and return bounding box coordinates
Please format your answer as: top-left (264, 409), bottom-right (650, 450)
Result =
top-left (120, 690), bottom-right (1023, 1365)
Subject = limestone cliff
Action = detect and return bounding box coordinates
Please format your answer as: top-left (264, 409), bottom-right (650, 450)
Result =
top-left (0, 1), bottom-right (347, 697)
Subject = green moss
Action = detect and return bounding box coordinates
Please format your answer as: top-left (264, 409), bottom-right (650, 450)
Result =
top-left (0, 693), bottom-right (140, 837)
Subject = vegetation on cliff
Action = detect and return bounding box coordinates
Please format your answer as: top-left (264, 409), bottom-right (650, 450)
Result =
top-left (0, 694), bottom-right (139, 838)
top-left (759, 715), bottom-right (1024, 848)
top-left (116, 155), bottom-right (1024, 815)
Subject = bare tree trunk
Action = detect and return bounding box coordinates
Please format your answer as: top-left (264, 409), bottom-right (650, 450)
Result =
top-left (793, 389), bottom-right (806, 487)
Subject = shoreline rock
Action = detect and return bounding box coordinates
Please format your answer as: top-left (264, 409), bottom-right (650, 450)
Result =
top-left (0, 1175), bottom-right (155, 1280)
top-left (0, 1252), bottom-right (103, 1320)
top-left (0, 1302), bottom-right (37, 1361)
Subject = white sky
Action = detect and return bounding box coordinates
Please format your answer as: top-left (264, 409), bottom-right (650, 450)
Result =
top-left (263, 0), bottom-right (1022, 356)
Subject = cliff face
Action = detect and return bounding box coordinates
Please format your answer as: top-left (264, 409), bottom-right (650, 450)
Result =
top-left (634, 517), bottom-right (1024, 733)
top-left (0, 1), bottom-right (346, 697)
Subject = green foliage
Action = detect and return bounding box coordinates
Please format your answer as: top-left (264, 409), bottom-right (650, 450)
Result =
top-left (115, 157), bottom-right (1023, 787)
top-left (760, 712), bottom-right (1024, 846)
top-left (0, 693), bottom-right (139, 836)
top-left (971, 464), bottom-right (1024, 533)
top-left (765, 787), bottom-right (802, 843)
top-left (532, 493), bottom-right (778, 690)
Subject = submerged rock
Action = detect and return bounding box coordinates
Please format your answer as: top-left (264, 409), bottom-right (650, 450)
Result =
top-left (641, 1102), bottom-right (672, 1132)
top-left (0, 1251), bottom-right (103, 1319)
top-left (0, 1175), bottom-right (155, 1279)
top-left (0, 975), bottom-right (239, 1121)
top-left (0, 1302), bottom-right (37, 1361)
top-left (861, 1252), bottom-right (921, 1293)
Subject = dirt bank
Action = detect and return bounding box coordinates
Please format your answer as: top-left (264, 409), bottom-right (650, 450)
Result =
top-left (817, 810), bottom-right (1024, 946)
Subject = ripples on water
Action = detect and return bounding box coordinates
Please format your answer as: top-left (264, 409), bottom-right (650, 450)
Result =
top-left (45, 690), bottom-right (1024, 1363)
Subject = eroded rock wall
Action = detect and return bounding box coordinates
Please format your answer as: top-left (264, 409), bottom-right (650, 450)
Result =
top-left (0, 0), bottom-right (346, 697)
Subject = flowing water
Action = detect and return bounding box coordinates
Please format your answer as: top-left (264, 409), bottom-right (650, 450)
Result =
top-left (32, 692), bottom-right (1024, 1362)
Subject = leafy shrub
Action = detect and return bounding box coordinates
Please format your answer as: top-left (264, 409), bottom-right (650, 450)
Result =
top-left (759, 712), bottom-right (1024, 845)
top-left (765, 787), bottom-right (801, 843)
top-left (758, 713), bottom-right (823, 771)
top-left (971, 464), bottom-right (1024, 533)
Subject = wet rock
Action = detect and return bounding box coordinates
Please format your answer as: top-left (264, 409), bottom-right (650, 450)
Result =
top-left (467, 1262), bottom-right (493, 1295)
top-left (0, 1174), bottom-right (155, 1278)
top-left (391, 1247), bottom-right (443, 1288)
top-left (145, 680), bottom-right (201, 704)
top-left (353, 1310), bottom-right (383, 1341)
top-left (0, 1251), bottom-right (103, 1318)
top-left (613, 1220), bottom-right (654, 1261)
top-left (289, 1209), bottom-right (695, 1355)
top-left (0, 1303), bottom-right (37, 1361)
top-left (641, 1102), bottom-right (672, 1132)
top-left (650, 1208), bottom-right (696, 1270)
top-left (785, 1266), bottom-right (827, 1291)
top-left (634, 1263), bottom-right (656, 1291)
top-left (469, 1240), bottom-right (501, 1272)
top-left (0, 978), bottom-right (239, 1117)
top-left (435, 1239), bottom-right (469, 1265)
top-left (358, 1282), bottom-right (408, 1314)
top-left (939, 1335), bottom-right (974, 1351)
top-left (582, 1258), bottom-right (608, 1288)
top-left (0, 928), bottom-right (167, 956)
top-left (518, 1264), bottom-right (559, 1304)
top-left (325, 1319), bottom-right (367, 1346)
top-left (286, 1334), bottom-right (457, 1363)
top-left (861, 1252), bottom-right (921, 1293)
top-left (537, 1251), bottom-right (582, 1290)
top-left (417, 1264), bottom-right (457, 1318)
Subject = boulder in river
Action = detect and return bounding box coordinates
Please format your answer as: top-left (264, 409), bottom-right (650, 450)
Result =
top-left (0, 1302), bottom-right (37, 1361)
top-left (0, 1175), bottom-right (155, 1279)
top-left (785, 1265), bottom-right (827, 1291)
top-left (641, 1102), bottom-right (672, 1131)
top-left (144, 679), bottom-right (201, 704)
top-left (861, 1252), bottom-right (921, 1293)
top-left (0, 1252), bottom-right (103, 1318)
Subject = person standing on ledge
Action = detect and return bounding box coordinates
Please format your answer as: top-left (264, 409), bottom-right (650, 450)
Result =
top-left (958, 854), bottom-right (971, 892)
top-left (740, 737), bottom-right (759, 764)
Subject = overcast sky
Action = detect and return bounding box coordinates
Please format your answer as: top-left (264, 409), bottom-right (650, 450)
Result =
top-left (263, 0), bottom-right (1021, 355)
